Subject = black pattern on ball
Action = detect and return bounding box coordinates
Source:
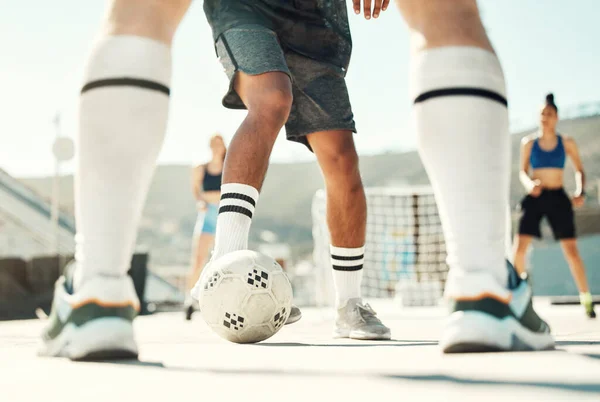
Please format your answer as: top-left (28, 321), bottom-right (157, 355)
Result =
top-left (247, 268), bottom-right (269, 289)
top-left (204, 271), bottom-right (221, 290)
top-left (273, 307), bottom-right (287, 329)
top-left (223, 312), bottom-right (245, 331)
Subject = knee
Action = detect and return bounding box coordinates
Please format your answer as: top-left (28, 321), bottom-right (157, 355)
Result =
top-left (105, 0), bottom-right (191, 43)
top-left (249, 85), bottom-right (293, 128)
top-left (562, 242), bottom-right (580, 259)
top-left (319, 138), bottom-right (361, 183)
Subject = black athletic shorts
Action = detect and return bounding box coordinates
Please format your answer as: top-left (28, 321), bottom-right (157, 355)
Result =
top-left (517, 189), bottom-right (576, 240)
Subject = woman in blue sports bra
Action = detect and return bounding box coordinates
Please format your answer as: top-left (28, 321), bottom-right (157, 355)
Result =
top-left (185, 134), bottom-right (226, 320)
top-left (514, 93), bottom-right (595, 318)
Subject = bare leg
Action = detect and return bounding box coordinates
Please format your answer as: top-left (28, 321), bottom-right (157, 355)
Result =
top-left (187, 234), bottom-right (215, 293)
top-left (560, 239), bottom-right (590, 293)
top-left (308, 131), bottom-right (366, 249)
top-left (513, 235), bottom-right (534, 276)
top-left (207, 72), bottom-right (292, 260)
top-left (309, 131), bottom-right (390, 339)
top-left (104, 0), bottom-right (191, 42)
top-left (395, 0), bottom-right (493, 52)
top-left (309, 130), bottom-right (366, 306)
top-left (222, 72), bottom-right (292, 189)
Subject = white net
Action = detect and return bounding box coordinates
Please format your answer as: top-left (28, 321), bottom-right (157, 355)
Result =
top-left (312, 186), bottom-right (449, 307)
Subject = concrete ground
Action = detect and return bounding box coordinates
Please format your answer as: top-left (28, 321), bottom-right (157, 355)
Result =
top-left (1, 299), bottom-right (599, 402)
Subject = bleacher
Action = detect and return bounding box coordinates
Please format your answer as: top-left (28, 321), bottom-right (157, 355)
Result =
top-left (0, 168), bottom-right (183, 319)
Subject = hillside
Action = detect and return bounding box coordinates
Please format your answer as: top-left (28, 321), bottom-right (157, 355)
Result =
top-left (21, 115), bottom-right (600, 265)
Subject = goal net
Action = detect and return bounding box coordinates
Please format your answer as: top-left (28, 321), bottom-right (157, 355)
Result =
top-left (312, 186), bottom-right (448, 307)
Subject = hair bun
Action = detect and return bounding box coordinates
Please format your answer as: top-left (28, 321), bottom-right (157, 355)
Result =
top-left (546, 93), bottom-right (555, 104)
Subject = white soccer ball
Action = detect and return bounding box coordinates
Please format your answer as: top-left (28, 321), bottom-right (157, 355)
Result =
top-left (197, 250), bottom-right (293, 343)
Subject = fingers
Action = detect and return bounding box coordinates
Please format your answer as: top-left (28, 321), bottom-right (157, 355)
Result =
top-left (373, 0), bottom-right (383, 18)
top-left (355, 0), bottom-right (389, 20)
top-left (363, 0), bottom-right (372, 19)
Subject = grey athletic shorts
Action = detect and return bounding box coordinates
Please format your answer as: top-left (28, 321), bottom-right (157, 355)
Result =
top-left (216, 25), bottom-right (356, 150)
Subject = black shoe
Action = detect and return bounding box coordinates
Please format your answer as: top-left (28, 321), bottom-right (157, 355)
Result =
top-left (184, 303), bottom-right (195, 321)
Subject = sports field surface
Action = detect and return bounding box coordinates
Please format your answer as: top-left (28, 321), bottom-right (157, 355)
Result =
top-left (2, 299), bottom-right (599, 402)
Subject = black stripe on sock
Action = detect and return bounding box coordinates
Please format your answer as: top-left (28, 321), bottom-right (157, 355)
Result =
top-left (219, 205), bottom-right (253, 219)
top-left (331, 254), bottom-right (364, 261)
top-left (220, 193), bottom-right (256, 208)
top-left (332, 264), bottom-right (363, 272)
top-left (414, 87), bottom-right (507, 107)
top-left (81, 78), bottom-right (170, 95)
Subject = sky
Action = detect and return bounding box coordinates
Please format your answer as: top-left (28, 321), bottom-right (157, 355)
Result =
top-left (1, 0), bottom-right (600, 177)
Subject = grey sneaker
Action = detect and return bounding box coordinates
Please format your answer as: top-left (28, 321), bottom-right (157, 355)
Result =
top-left (285, 305), bottom-right (302, 325)
top-left (333, 298), bottom-right (391, 340)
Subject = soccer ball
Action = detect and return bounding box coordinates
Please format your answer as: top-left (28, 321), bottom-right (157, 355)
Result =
top-left (197, 250), bottom-right (293, 343)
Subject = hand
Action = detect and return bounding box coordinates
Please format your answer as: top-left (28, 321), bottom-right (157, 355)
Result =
top-left (196, 200), bottom-right (207, 212)
top-left (572, 194), bottom-right (585, 208)
top-left (529, 180), bottom-right (542, 197)
top-left (352, 0), bottom-right (391, 20)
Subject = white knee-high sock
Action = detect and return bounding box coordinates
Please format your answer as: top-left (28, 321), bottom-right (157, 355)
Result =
top-left (211, 183), bottom-right (259, 260)
top-left (74, 35), bottom-right (171, 287)
top-left (411, 47), bottom-right (510, 297)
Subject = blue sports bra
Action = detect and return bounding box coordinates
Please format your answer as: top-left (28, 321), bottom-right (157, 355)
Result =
top-left (530, 134), bottom-right (566, 169)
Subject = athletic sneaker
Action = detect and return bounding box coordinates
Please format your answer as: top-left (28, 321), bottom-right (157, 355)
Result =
top-left (581, 293), bottom-right (596, 319)
top-left (285, 305), bottom-right (302, 325)
top-left (39, 266), bottom-right (139, 361)
top-left (184, 300), bottom-right (198, 321)
top-left (333, 298), bottom-right (391, 340)
top-left (585, 304), bottom-right (596, 319)
top-left (441, 261), bottom-right (554, 353)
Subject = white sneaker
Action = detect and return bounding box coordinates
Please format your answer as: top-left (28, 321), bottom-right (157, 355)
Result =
top-left (333, 298), bottom-right (391, 340)
top-left (441, 262), bottom-right (554, 353)
top-left (39, 273), bottom-right (139, 361)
